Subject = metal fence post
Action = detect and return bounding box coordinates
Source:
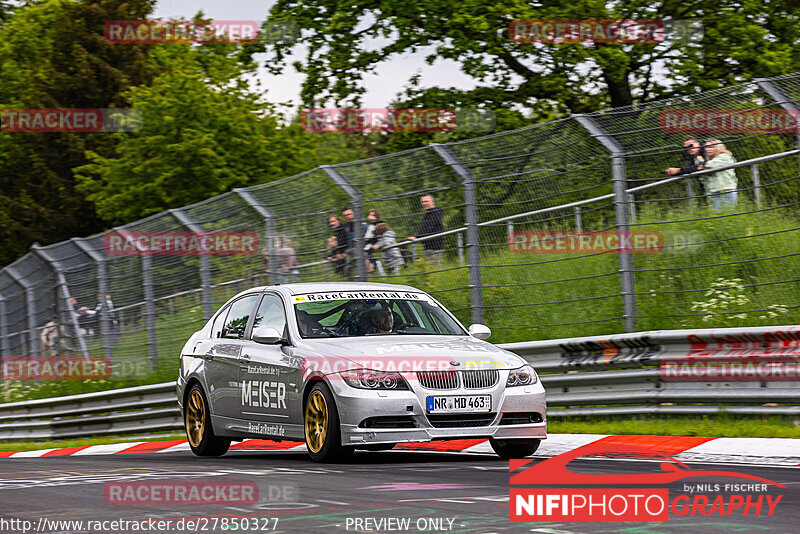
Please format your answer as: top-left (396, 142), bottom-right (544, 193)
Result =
top-left (755, 78), bottom-right (800, 176)
top-left (116, 227), bottom-right (158, 368)
top-left (751, 164), bottom-right (762, 208)
top-left (574, 206), bottom-right (583, 232)
top-left (574, 115), bottom-right (637, 331)
top-left (170, 209), bottom-right (213, 320)
top-left (233, 188), bottom-right (277, 285)
top-left (141, 253), bottom-right (158, 367)
top-left (320, 166), bottom-right (367, 282)
top-left (0, 296), bottom-right (7, 359)
top-left (5, 267), bottom-right (40, 357)
top-left (627, 193), bottom-right (637, 225)
top-left (431, 144), bottom-right (484, 325)
top-left (457, 232), bottom-right (465, 265)
top-left (72, 238), bottom-right (112, 361)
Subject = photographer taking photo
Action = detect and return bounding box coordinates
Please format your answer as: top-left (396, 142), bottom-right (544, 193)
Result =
top-left (665, 137), bottom-right (706, 195)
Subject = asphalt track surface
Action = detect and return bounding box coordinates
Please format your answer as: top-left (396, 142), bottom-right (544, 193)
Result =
top-left (0, 449), bottom-right (797, 534)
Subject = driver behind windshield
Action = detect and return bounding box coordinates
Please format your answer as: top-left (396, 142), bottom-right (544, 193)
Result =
top-left (368, 306), bottom-right (393, 334)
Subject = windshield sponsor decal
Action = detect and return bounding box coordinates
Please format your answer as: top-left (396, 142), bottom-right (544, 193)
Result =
top-left (293, 291), bottom-right (429, 303)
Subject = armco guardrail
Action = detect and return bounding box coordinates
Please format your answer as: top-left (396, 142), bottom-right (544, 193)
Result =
top-left (0, 382), bottom-right (179, 440)
top-left (0, 325), bottom-right (797, 440)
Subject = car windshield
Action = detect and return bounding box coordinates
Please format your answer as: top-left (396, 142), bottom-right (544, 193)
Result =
top-left (292, 291), bottom-right (466, 338)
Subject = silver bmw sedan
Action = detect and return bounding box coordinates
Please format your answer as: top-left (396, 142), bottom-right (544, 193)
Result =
top-left (177, 282), bottom-right (547, 462)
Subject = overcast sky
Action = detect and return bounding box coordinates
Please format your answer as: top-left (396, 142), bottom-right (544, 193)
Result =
top-left (154, 0), bottom-right (477, 109)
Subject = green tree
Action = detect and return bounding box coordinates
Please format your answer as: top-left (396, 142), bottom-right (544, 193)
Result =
top-left (257, 0), bottom-right (800, 115)
top-left (0, 0), bottom-right (156, 266)
top-left (76, 44), bottom-right (315, 223)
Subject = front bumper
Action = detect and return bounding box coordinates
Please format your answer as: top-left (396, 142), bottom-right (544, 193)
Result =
top-left (328, 373), bottom-right (547, 446)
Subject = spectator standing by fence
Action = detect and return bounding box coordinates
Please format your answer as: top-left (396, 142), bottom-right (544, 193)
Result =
top-left (362, 209), bottom-right (382, 273)
top-left (328, 214), bottom-right (351, 277)
top-left (342, 208), bottom-right (357, 250)
top-left (275, 236), bottom-right (299, 283)
top-left (665, 137), bottom-right (706, 195)
top-left (40, 316), bottom-right (62, 356)
top-left (327, 236), bottom-right (347, 277)
top-left (703, 139), bottom-right (737, 213)
top-left (409, 194), bottom-right (445, 265)
top-left (372, 222), bottom-right (405, 274)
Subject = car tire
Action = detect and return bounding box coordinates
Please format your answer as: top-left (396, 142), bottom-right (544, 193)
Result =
top-left (304, 382), bottom-right (354, 463)
top-left (185, 384), bottom-right (230, 457)
top-left (489, 438), bottom-right (540, 459)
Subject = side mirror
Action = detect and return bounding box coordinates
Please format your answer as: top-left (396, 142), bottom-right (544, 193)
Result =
top-left (468, 323), bottom-right (491, 340)
top-left (252, 326), bottom-right (285, 345)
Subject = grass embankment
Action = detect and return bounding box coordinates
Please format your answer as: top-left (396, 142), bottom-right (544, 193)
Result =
top-left (549, 414), bottom-right (800, 439)
top-left (0, 432), bottom-right (185, 453)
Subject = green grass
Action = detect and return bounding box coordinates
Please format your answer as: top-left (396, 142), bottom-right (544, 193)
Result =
top-left (548, 414), bottom-right (800, 439)
top-left (386, 199), bottom-right (800, 341)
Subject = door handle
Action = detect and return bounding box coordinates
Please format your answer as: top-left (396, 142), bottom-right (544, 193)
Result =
top-left (239, 353), bottom-right (251, 364)
top-left (203, 354), bottom-right (214, 361)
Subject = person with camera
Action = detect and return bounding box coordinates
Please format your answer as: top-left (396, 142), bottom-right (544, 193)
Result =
top-left (665, 137), bottom-right (706, 195)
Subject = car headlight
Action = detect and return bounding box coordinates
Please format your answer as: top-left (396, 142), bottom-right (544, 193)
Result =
top-left (340, 369), bottom-right (409, 390)
top-left (506, 365), bottom-right (538, 387)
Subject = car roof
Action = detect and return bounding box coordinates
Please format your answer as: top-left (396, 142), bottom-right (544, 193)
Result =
top-left (251, 281), bottom-right (423, 295)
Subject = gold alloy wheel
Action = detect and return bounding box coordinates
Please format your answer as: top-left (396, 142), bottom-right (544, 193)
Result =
top-left (305, 390), bottom-right (328, 453)
top-left (186, 389), bottom-right (205, 447)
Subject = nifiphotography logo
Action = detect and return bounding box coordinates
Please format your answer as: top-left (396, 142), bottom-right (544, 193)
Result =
top-left (510, 442), bottom-right (785, 522)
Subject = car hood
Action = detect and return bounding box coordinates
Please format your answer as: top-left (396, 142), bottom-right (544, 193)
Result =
top-left (298, 335), bottom-right (526, 374)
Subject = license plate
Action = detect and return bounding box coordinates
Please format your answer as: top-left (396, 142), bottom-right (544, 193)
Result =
top-left (426, 395), bottom-right (491, 413)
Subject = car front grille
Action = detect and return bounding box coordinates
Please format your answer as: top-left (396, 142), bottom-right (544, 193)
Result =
top-left (416, 371), bottom-right (458, 390)
top-left (461, 369), bottom-right (499, 389)
top-left (426, 413), bottom-right (496, 428)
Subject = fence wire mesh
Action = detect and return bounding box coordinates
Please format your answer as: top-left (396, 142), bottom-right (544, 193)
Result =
top-left (2, 73), bottom-right (800, 380)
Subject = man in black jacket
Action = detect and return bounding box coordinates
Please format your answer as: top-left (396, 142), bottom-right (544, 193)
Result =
top-left (665, 137), bottom-right (706, 195)
top-left (328, 214), bottom-right (352, 278)
top-left (409, 194), bottom-right (445, 265)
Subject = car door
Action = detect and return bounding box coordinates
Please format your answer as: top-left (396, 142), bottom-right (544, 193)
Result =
top-left (238, 292), bottom-right (302, 438)
top-left (204, 294), bottom-right (260, 420)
